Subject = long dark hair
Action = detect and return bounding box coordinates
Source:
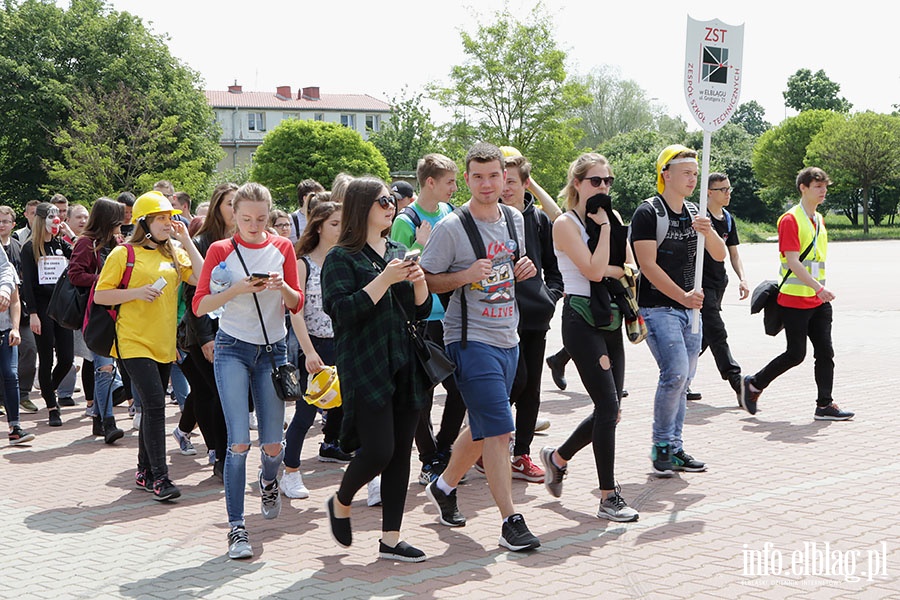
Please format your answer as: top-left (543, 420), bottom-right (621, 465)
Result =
top-left (296, 201), bottom-right (341, 257)
top-left (336, 177), bottom-right (389, 253)
top-left (196, 182), bottom-right (238, 242)
top-left (82, 197), bottom-right (124, 249)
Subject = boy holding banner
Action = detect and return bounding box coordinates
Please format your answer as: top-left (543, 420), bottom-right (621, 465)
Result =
top-left (630, 145), bottom-right (726, 477)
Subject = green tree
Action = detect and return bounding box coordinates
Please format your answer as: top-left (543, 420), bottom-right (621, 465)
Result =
top-left (0, 0), bottom-right (221, 207)
top-left (368, 87), bottom-right (438, 174)
top-left (783, 68), bottom-right (852, 113)
top-left (732, 101), bottom-right (772, 137)
top-left (573, 65), bottom-right (658, 148)
top-left (597, 129), bottom-right (675, 218)
top-left (751, 109), bottom-right (841, 213)
top-left (687, 123), bottom-right (768, 221)
top-left (430, 2), bottom-right (590, 197)
top-left (251, 119), bottom-right (390, 206)
top-left (807, 112), bottom-right (900, 233)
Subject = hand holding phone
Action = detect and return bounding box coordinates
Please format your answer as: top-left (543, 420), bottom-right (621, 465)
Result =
top-left (151, 276), bottom-right (167, 291)
top-left (250, 272), bottom-right (270, 286)
top-left (403, 249), bottom-right (421, 264)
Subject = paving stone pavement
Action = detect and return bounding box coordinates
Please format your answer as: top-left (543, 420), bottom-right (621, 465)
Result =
top-left (1, 240), bottom-right (898, 599)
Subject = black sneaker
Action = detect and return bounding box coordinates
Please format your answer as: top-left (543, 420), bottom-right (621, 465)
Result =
top-left (318, 441), bottom-right (352, 463)
top-left (740, 376), bottom-right (761, 415)
top-left (48, 409), bottom-right (62, 427)
top-left (58, 396), bottom-right (76, 407)
top-left (425, 480), bottom-right (466, 527)
top-left (378, 539), bottom-right (427, 563)
top-left (814, 403), bottom-right (854, 421)
top-left (686, 388), bottom-right (702, 401)
top-left (499, 513), bottom-right (540, 551)
top-left (135, 467), bottom-right (153, 492)
top-left (672, 449), bottom-right (707, 472)
top-left (8, 425), bottom-right (35, 445)
top-left (152, 476), bottom-right (181, 501)
top-left (651, 442), bottom-right (674, 477)
top-left (545, 354), bottom-right (567, 390)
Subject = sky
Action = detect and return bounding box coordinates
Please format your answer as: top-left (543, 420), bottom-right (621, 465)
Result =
top-left (60, 0), bottom-right (897, 129)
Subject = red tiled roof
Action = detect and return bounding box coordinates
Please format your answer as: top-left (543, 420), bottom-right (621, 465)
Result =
top-left (205, 90), bottom-right (391, 111)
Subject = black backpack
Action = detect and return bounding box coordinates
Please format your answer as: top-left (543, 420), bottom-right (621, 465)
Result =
top-left (452, 203), bottom-right (520, 348)
top-left (398, 202), bottom-right (454, 229)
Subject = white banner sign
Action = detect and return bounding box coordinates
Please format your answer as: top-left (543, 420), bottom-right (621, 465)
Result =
top-left (684, 16), bottom-right (744, 132)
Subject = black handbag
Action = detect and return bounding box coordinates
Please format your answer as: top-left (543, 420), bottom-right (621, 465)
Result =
top-left (396, 296), bottom-right (456, 390)
top-left (750, 239), bottom-right (816, 337)
top-left (230, 239), bottom-right (303, 401)
top-left (47, 266), bottom-right (89, 330)
top-left (83, 244), bottom-right (135, 357)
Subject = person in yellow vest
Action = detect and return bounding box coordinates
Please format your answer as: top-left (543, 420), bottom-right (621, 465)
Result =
top-left (740, 167), bottom-right (854, 420)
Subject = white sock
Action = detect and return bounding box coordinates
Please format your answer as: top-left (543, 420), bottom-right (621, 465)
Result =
top-left (436, 475), bottom-right (454, 495)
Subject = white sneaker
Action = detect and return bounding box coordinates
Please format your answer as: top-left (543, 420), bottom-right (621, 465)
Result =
top-left (249, 411), bottom-right (258, 430)
top-left (367, 476), bottom-right (382, 507)
top-left (534, 416), bottom-right (551, 432)
top-left (281, 470), bottom-right (309, 499)
top-left (132, 411), bottom-right (142, 430)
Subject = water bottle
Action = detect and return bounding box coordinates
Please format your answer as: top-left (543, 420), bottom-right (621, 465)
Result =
top-left (207, 261), bottom-right (231, 319)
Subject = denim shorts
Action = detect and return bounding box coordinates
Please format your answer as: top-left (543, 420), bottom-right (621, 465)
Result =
top-left (446, 340), bottom-right (517, 440)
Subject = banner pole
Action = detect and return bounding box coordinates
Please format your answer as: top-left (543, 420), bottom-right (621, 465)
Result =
top-left (691, 130), bottom-right (711, 334)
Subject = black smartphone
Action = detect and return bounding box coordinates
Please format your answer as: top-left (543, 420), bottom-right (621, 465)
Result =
top-left (403, 249), bottom-right (421, 263)
top-left (250, 272), bottom-right (270, 279)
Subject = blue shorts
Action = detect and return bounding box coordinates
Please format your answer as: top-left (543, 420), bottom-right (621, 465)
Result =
top-left (446, 340), bottom-right (517, 441)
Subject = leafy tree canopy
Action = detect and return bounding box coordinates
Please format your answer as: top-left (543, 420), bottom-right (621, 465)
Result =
top-left (0, 0), bottom-right (221, 208)
top-left (732, 101), bottom-right (772, 137)
top-left (368, 87), bottom-right (438, 174)
top-left (251, 119), bottom-right (390, 206)
top-left (783, 68), bottom-right (852, 113)
top-left (572, 65), bottom-right (659, 148)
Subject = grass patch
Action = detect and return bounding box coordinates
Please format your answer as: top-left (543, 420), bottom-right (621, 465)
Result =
top-left (734, 216), bottom-right (777, 242)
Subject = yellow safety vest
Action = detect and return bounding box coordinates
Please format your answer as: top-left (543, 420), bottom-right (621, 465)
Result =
top-left (777, 203), bottom-right (827, 298)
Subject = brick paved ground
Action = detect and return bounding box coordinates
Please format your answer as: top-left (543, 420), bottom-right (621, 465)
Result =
top-left (1, 240), bottom-right (898, 599)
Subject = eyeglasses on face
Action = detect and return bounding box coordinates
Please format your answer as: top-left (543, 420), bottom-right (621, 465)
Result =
top-left (374, 195), bottom-right (397, 209)
top-left (710, 186), bottom-right (733, 193)
top-left (582, 176), bottom-right (615, 188)
top-left (274, 221), bottom-right (291, 229)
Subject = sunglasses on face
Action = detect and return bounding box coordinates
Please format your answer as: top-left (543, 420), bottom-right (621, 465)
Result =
top-left (374, 195), bottom-right (397, 209)
top-left (583, 176), bottom-right (615, 188)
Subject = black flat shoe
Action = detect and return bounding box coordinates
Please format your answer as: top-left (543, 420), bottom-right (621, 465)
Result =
top-left (379, 540), bottom-right (426, 563)
top-left (325, 495), bottom-right (351, 547)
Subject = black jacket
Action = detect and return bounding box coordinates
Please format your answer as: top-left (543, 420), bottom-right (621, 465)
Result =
top-left (512, 193), bottom-right (564, 331)
top-left (178, 233), bottom-right (218, 349)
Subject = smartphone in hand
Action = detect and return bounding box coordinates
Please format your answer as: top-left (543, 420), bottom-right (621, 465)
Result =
top-left (403, 249), bottom-right (421, 264)
top-left (151, 276), bottom-right (167, 291)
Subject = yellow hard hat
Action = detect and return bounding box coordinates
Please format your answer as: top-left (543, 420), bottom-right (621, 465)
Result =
top-left (304, 366), bottom-right (342, 409)
top-left (499, 145), bottom-right (522, 158)
top-left (132, 191), bottom-right (182, 224)
top-left (655, 144), bottom-right (696, 194)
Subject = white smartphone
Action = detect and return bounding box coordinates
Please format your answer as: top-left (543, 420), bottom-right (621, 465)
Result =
top-left (151, 276), bottom-right (168, 291)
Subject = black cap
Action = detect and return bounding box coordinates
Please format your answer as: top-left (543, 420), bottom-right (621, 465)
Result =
top-left (390, 181), bottom-right (415, 201)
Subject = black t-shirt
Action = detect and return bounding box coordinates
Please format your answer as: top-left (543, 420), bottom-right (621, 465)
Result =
top-left (702, 209), bottom-right (739, 290)
top-left (630, 197), bottom-right (698, 309)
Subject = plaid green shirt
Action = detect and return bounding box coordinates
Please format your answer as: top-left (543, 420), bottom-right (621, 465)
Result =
top-left (322, 242), bottom-right (432, 448)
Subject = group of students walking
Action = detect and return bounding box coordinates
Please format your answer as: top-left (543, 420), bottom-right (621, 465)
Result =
top-left (4, 140), bottom-right (852, 564)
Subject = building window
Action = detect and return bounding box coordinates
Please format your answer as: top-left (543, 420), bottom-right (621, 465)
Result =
top-left (365, 114), bottom-right (381, 131)
top-left (248, 112), bottom-right (266, 132)
top-left (340, 114), bottom-right (356, 129)
top-left (283, 112), bottom-right (298, 121)
top-left (314, 113), bottom-right (324, 121)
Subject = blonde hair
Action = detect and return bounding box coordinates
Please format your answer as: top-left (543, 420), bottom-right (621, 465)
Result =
top-left (561, 153), bottom-right (613, 211)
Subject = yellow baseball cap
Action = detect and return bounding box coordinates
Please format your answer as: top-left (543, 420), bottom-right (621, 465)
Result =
top-left (499, 145), bottom-right (522, 158)
top-left (656, 144), bottom-right (695, 194)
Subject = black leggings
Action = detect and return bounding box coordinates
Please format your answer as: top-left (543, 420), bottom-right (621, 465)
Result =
top-left (337, 397), bottom-right (419, 532)
top-left (413, 320), bottom-right (467, 463)
top-left (123, 358), bottom-right (171, 480)
top-left (557, 302), bottom-right (623, 490)
top-left (33, 314), bottom-right (74, 408)
top-left (178, 346), bottom-right (227, 461)
top-left (509, 329), bottom-right (547, 457)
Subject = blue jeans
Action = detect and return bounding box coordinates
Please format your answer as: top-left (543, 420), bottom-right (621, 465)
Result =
top-left (642, 307), bottom-right (702, 452)
top-left (92, 353), bottom-right (118, 420)
top-left (214, 330), bottom-right (286, 526)
top-left (1, 330), bottom-right (20, 424)
top-left (170, 361), bottom-right (190, 409)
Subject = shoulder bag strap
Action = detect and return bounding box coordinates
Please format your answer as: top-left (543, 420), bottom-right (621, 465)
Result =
top-left (777, 238), bottom-right (816, 289)
top-left (112, 244), bottom-right (135, 358)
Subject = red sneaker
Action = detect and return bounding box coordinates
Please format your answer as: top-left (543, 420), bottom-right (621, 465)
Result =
top-left (511, 454), bottom-right (545, 483)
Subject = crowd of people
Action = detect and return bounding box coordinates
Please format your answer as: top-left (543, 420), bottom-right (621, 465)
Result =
top-left (2, 142), bottom-right (854, 563)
